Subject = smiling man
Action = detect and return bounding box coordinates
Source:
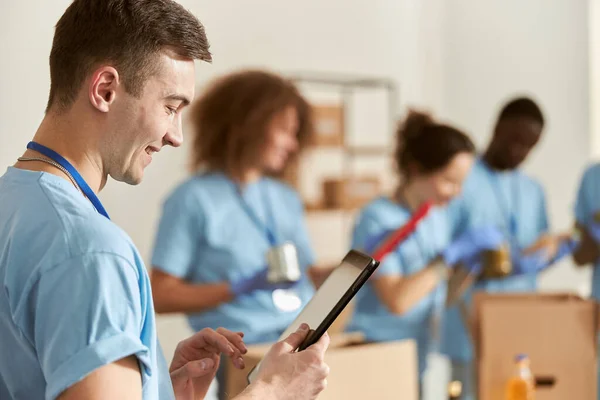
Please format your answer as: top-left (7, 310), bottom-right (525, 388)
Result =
top-left (0, 1), bottom-right (329, 400)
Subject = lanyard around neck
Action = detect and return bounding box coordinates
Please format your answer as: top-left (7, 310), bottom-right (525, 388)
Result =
top-left (483, 162), bottom-right (518, 240)
top-left (234, 182), bottom-right (277, 246)
top-left (27, 141), bottom-right (110, 220)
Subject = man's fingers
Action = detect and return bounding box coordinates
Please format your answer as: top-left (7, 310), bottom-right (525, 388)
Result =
top-left (177, 328), bottom-right (247, 371)
top-left (523, 242), bottom-right (547, 255)
top-left (279, 323), bottom-right (310, 352)
top-left (217, 327), bottom-right (247, 354)
top-left (187, 328), bottom-right (243, 359)
top-left (170, 358), bottom-right (215, 386)
top-left (306, 331), bottom-right (330, 356)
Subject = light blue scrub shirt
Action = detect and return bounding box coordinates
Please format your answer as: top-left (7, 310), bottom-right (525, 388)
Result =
top-left (574, 163), bottom-right (600, 300)
top-left (151, 171), bottom-right (316, 345)
top-left (0, 167), bottom-right (173, 400)
top-left (345, 197), bottom-right (450, 376)
top-left (574, 163), bottom-right (600, 400)
top-left (440, 158), bottom-right (549, 362)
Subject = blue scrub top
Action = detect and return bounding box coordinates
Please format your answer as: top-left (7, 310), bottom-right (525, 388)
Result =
top-left (0, 167), bottom-right (173, 400)
top-left (574, 163), bottom-right (600, 300)
top-left (151, 171), bottom-right (316, 345)
top-left (346, 197), bottom-right (450, 376)
top-left (441, 158), bottom-right (549, 362)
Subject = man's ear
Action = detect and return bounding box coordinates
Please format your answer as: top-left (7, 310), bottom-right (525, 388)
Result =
top-left (88, 66), bottom-right (120, 112)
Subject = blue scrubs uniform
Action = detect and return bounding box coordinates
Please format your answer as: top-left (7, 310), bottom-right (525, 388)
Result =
top-left (574, 163), bottom-right (600, 300)
top-left (441, 158), bottom-right (549, 399)
top-left (151, 171), bottom-right (316, 345)
top-left (0, 167), bottom-right (173, 400)
top-left (346, 196), bottom-right (450, 378)
top-left (573, 163), bottom-right (600, 400)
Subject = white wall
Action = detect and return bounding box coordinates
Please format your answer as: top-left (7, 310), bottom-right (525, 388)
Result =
top-left (591, 0), bottom-right (600, 158)
top-left (0, 1), bottom-right (591, 399)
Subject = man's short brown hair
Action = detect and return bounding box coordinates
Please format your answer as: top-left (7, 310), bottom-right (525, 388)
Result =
top-left (47, 0), bottom-right (211, 112)
top-left (189, 70), bottom-right (313, 178)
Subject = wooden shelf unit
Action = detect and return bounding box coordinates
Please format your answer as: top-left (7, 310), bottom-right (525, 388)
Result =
top-left (288, 71), bottom-right (399, 214)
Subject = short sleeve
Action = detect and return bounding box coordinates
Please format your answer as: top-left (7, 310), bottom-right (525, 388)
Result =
top-left (151, 186), bottom-right (204, 278)
top-left (30, 253), bottom-right (149, 400)
top-left (351, 212), bottom-right (403, 277)
top-left (574, 166), bottom-right (599, 224)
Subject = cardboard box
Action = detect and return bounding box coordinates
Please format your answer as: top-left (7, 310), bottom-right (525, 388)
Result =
top-left (225, 333), bottom-right (418, 400)
top-left (322, 177), bottom-right (380, 210)
top-left (310, 104), bottom-right (345, 147)
top-left (473, 293), bottom-right (599, 400)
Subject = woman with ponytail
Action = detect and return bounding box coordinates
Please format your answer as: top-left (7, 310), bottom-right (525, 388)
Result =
top-left (346, 110), bottom-right (504, 393)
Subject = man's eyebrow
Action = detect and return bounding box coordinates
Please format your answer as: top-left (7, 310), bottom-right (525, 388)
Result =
top-left (164, 94), bottom-right (191, 107)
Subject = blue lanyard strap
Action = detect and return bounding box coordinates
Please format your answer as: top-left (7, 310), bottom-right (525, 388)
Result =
top-left (484, 163), bottom-right (518, 241)
top-left (27, 141), bottom-right (110, 220)
top-left (234, 182), bottom-right (277, 246)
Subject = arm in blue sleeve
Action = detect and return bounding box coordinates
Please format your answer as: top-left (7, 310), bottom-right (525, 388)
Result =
top-left (30, 253), bottom-right (150, 400)
top-left (509, 184), bottom-right (559, 276)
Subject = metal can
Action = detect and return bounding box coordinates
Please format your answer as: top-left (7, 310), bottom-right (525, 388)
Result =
top-left (481, 243), bottom-right (512, 279)
top-left (266, 242), bottom-right (301, 284)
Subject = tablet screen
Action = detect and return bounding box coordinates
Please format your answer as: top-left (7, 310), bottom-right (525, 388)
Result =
top-left (247, 253), bottom-right (371, 383)
top-left (275, 260), bottom-right (363, 341)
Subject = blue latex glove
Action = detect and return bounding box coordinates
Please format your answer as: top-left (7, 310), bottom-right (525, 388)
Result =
top-left (512, 238), bottom-right (578, 276)
top-left (230, 268), bottom-right (298, 296)
top-left (511, 249), bottom-right (548, 276)
top-left (442, 226), bottom-right (504, 266)
top-left (551, 238), bottom-right (579, 263)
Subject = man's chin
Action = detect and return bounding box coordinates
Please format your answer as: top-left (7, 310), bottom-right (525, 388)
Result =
top-left (490, 157), bottom-right (520, 171)
top-left (127, 172), bottom-right (144, 185)
top-left (113, 170), bottom-right (144, 186)
top-left (501, 159), bottom-right (524, 171)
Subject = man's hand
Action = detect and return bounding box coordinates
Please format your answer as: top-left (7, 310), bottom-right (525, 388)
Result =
top-left (523, 233), bottom-right (569, 260)
top-left (514, 233), bottom-right (577, 276)
top-left (170, 327), bottom-right (247, 400)
top-left (250, 323), bottom-right (330, 400)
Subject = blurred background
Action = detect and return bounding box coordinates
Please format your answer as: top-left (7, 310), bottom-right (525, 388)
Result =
top-left (0, 1), bottom-right (595, 398)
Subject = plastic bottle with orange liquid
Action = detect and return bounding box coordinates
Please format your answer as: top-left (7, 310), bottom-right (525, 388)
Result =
top-left (505, 353), bottom-right (535, 400)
